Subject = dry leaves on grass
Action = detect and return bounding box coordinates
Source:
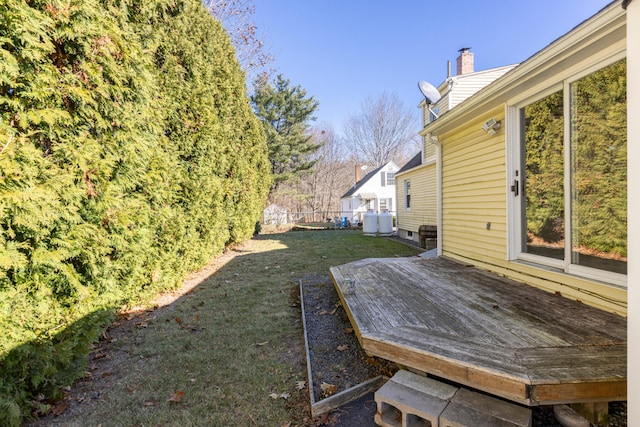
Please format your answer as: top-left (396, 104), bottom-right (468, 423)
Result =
top-left (173, 316), bottom-right (204, 332)
top-left (269, 392), bottom-right (290, 400)
top-left (50, 402), bottom-right (68, 417)
top-left (167, 390), bottom-right (185, 403)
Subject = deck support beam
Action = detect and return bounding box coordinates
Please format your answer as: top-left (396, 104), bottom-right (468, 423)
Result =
top-left (570, 402), bottom-right (609, 425)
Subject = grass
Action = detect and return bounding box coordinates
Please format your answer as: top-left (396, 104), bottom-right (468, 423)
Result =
top-left (53, 230), bottom-right (421, 426)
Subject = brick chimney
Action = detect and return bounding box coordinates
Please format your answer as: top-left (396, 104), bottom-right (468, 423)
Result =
top-left (355, 164), bottom-right (361, 184)
top-left (456, 47), bottom-right (474, 75)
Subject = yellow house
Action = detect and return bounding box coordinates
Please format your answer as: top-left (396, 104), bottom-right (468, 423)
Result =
top-left (396, 50), bottom-right (515, 247)
top-left (397, 1), bottom-right (629, 315)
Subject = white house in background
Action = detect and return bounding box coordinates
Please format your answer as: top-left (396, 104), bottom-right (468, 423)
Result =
top-left (340, 161), bottom-right (398, 225)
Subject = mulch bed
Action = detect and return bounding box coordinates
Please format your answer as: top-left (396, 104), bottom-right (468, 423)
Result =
top-left (300, 274), bottom-right (395, 401)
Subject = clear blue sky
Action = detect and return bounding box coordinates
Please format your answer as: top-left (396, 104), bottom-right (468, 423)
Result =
top-left (252, 0), bottom-right (613, 136)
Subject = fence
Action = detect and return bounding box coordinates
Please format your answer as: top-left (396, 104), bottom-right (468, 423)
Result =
top-left (262, 210), bottom-right (397, 228)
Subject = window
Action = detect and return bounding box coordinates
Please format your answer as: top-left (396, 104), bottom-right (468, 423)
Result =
top-left (380, 198), bottom-right (387, 211)
top-left (386, 172), bottom-right (395, 186)
top-left (520, 89), bottom-right (565, 261)
top-left (404, 180), bottom-right (411, 209)
top-left (380, 171), bottom-right (395, 187)
top-left (512, 58), bottom-right (626, 283)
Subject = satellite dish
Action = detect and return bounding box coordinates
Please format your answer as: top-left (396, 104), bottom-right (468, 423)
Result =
top-left (418, 81), bottom-right (441, 119)
top-left (418, 81), bottom-right (441, 104)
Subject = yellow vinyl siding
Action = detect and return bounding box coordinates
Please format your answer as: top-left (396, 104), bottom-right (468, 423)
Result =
top-left (422, 138), bottom-right (437, 159)
top-left (438, 106), bottom-right (627, 314)
top-left (396, 163), bottom-right (437, 236)
top-left (441, 108), bottom-right (507, 261)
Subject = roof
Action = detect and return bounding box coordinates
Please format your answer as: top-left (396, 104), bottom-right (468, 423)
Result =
top-left (422, 2), bottom-right (624, 135)
top-left (341, 164), bottom-right (386, 198)
top-left (397, 152), bottom-right (422, 174)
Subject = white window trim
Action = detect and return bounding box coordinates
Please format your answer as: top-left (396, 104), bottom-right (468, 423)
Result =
top-left (506, 53), bottom-right (627, 288)
top-left (404, 180), bottom-right (411, 210)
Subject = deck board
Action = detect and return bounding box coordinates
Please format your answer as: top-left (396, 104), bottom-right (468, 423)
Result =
top-left (329, 256), bottom-right (627, 406)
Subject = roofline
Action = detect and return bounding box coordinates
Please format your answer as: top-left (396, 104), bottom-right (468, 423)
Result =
top-left (395, 158), bottom-right (436, 178)
top-left (421, 0), bottom-right (625, 135)
top-left (418, 63), bottom-right (519, 108)
top-left (340, 160), bottom-right (398, 198)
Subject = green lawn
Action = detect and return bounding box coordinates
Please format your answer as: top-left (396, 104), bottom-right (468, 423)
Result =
top-left (48, 230), bottom-right (420, 426)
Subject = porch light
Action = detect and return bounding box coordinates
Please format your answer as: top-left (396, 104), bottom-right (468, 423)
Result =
top-left (482, 117), bottom-right (501, 135)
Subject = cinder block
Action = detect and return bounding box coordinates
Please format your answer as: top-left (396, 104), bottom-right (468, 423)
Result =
top-left (392, 370), bottom-right (458, 401)
top-left (439, 388), bottom-right (532, 427)
top-left (553, 405), bottom-right (590, 427)
top-left (375, 371), bottom-right (458, 427)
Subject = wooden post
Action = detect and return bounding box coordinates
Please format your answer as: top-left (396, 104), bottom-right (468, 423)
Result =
top-left (571, 402), bottom-right (609, 425)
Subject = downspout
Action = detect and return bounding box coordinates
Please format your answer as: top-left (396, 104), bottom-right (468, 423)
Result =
top-left (427, 132), bottom-right (443, 257)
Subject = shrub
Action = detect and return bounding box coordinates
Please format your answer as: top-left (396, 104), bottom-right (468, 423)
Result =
top-left (0, 0), bottom-right (270, 423)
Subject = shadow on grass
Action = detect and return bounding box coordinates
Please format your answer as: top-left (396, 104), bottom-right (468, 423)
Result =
top-left (19, 230), bottom-right (421, 426)
top-left (1, 308), bottom-right (115, 427)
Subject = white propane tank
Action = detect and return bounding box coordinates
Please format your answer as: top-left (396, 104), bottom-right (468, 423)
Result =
top-left (362, 210), bottom-right (378, 236)
top-left (378, 210), bottom-right (393, 236)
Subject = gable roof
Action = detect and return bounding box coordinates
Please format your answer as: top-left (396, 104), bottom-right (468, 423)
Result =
top-left (423, 2), bottom-right (625, 135)
top-left (397, 152), bottom-right (422, 174)
top-left (419, 64), bottom-right (518, 122)
top-left (341, 161), bottom-right (400, 198)
top-left (341, 164), bottom-right (386, 198)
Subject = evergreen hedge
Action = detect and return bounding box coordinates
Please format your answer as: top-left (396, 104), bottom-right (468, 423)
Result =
top-left (0, 0), bottom-right (270, 424)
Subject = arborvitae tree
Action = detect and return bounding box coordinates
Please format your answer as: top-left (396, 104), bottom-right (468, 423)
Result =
top-left (524, 90), bottom-right (565, 244)
top-left (0, 2), bottom-right (159, 423)
top-left (0, 0), bottom-right (269, 423)
top-left (251, 74), bottom-right (320, 194)
top-left (571, 58), bottom-right (626, 257)
top-left (151, 0), bottom-right (271, 273)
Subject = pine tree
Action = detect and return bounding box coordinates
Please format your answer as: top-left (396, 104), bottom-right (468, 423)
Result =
top-left (251, 74), bottom-right (320, 193)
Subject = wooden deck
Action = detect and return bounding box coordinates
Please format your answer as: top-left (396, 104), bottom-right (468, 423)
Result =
top-left (329, 256), bottom-right (626, 406)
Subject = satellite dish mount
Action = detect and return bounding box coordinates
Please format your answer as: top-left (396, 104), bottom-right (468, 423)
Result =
top-left (418, 81), bottom-right (441, 120)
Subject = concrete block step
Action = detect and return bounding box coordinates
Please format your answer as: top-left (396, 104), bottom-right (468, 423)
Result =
top-left (440, 388), bottom-right (532, 427)
top-left (374, 370), bottom-right (532, 427)
top-left (375, 371), bottom-right (458, 427)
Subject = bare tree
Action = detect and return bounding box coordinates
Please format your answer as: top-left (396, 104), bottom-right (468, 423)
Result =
top-left (206, 0), bottom-right (272, 78)
top-left (344, 92), bottom-right (419, 166)
top-left (299, 125), bottom-right (352, 217)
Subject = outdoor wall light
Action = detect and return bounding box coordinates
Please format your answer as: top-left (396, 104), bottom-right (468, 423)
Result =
top-left (482, 117), bottom-right (501, 135)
